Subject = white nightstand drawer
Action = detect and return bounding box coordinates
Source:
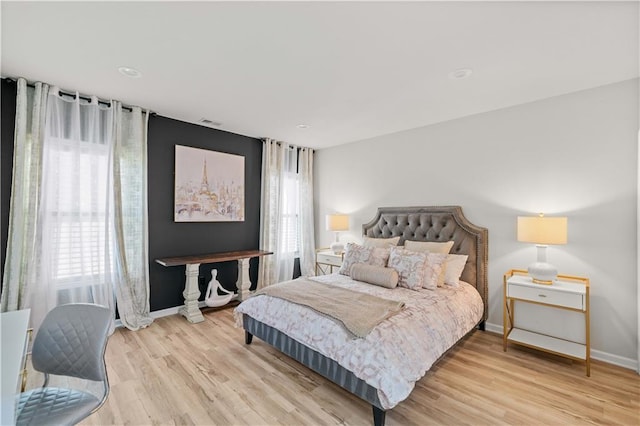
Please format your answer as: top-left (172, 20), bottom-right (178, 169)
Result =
top-left (316, 253), bottom-right (342, 266)
top-left (508, 283), bottom-right (584, 310)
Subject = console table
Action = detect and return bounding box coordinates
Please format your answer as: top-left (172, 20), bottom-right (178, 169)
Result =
top-left (156, 250), bottom-right (272, 323)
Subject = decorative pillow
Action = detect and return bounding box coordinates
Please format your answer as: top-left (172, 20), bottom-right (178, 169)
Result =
top-left (362, 236), bottom-right (401, 248)
top-left (404, 240), bottom-right (454, 254)
top-left (350, 264), bottom-right (399, 289)
top-left (422, 253), bottom-right (447, 290)
top-left (444, 254), bottom-right (468, 287)
top-left (387, 247), bottom-right (427, 290)
top-left (338, 243), bottom-right (372, 276)
top-left (369, 247), bottom-right (391, 267)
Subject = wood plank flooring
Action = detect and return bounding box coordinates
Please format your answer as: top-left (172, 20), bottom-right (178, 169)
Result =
top-left (28, 307), bottom-right (639, 425)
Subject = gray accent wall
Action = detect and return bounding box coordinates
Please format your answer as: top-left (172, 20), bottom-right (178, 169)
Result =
top-left (314, 79), bottom-right (639, 366)
top-left (0, 79), bottom-right (263, 312)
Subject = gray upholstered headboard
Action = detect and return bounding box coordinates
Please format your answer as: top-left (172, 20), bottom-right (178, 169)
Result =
top-left (362, 206), bottom-right (488, 321)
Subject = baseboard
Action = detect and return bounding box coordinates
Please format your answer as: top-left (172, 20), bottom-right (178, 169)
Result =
top-left (149, 301), bottom-right (208, 319)
top-left (590, 349), bottom-right (639, 372)
top-left (485, 322), bottom-right (638, 372)
top-left (113, 302), bottom-right (207, 328)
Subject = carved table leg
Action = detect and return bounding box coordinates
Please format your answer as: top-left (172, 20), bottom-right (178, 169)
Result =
top-left (178, 263), bottom-right (204, 323)
top-left (237, 258), bottom-right (251, 301)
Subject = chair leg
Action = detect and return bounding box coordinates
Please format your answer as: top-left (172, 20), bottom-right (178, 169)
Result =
top-left (42, 373), bottom-right (50, 388)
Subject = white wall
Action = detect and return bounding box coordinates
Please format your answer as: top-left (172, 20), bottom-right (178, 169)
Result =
top-left (314, 79), bottom-right (639, 367)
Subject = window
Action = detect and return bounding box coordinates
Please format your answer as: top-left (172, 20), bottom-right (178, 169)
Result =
top-left (42, 137), bottom-right (113, 288)
top-left (280, 171), bottom-right (300, 254)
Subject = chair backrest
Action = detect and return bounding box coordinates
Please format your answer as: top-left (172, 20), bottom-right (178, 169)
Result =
top-left (31, 303), bottom-right (111, 381)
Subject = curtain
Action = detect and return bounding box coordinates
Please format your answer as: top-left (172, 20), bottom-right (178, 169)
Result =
top-left (110, 102), bottom-right (153, 330)
top-left (33, 88), bottom-right (116, 332)
top-left (297, 147), bottom-right (316, 277)
top-left (1, 78), bottom-right (152, 333)
top-left (1, 79), bottom-right (48, 312)
top-left (258, 139), bottom-right (315, 288)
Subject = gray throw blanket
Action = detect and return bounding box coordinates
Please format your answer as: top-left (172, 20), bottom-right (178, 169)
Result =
top-left (254, 278), bottom-right (405, 338)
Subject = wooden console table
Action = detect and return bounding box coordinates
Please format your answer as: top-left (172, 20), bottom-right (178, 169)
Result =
top-left (156, 250), bottom-right (272, 323)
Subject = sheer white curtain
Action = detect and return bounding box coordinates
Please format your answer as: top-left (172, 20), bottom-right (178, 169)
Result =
top-left (297, 147), bottom-right (316, 276)
top-left (110, 102), bottom-right (153, 330)
top-left (33, 89), bottom-right (116, 330)
top-left (1, 79), bottom-right (152, 333)
top-left (258, 139), bottom-right (315, 288)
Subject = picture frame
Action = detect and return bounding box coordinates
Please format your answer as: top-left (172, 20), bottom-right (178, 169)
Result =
top-left (174, 145), bottom-right (245, 222)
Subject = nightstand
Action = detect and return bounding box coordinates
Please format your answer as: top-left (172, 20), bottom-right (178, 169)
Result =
top-left (315, 249), bottom-right (344, 275)
top-left (503, 269), bottom-right (590, 376)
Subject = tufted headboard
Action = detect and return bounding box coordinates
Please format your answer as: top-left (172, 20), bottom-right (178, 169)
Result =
top-left (362, 206), bottom-right (488, 321)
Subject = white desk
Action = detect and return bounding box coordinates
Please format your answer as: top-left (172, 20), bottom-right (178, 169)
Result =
top-left (1, 309), bottom-right (30, 425)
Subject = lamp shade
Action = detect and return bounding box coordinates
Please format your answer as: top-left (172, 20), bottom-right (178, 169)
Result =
top-left (326, 214), bottom-right (349, 232)
top-left (517, 215), bottom-right (567, 245)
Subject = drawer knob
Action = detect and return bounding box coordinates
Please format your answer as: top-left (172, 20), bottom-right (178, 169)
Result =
top-left (538, 294), bottom-right (547, 298)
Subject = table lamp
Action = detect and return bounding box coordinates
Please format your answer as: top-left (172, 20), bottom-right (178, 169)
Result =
top-left (326, 214), bottom-right (349, 254)
top-left (517, 214), bottom-right (567, 284)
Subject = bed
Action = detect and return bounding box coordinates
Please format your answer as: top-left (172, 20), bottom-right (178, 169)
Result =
top-left (234, 206), bottom-right (488, 425)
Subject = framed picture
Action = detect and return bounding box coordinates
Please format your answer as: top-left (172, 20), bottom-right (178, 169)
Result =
top-left (174, 145), bottom-right (245, 222)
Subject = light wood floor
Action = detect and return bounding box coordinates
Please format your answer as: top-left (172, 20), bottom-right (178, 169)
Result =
top-left (37, 307), bottom-right (638, 425)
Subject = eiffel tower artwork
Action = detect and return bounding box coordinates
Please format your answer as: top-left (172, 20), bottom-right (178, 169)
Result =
top-left (174, 145), bottom-right (245, 222)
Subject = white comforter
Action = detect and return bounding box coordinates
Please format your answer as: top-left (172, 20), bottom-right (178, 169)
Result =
top-left (233, 273), bottom-right (483, 409)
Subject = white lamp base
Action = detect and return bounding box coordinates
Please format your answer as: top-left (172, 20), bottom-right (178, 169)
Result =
top-left (527, 245), bottom-right (558, 284)
top-left (528, 262), bottom-right (558, 284)
top-left (330, 241), bottom-right (344, 255)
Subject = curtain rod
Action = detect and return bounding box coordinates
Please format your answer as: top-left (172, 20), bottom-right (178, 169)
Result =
top-left (4, 77), bottom-right (155, 115)
top-left (261, 138), bottom-right (313, 151)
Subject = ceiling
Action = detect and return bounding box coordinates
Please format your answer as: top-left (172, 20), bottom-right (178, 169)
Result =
top-left (1, 1), bottom-right (638, 150)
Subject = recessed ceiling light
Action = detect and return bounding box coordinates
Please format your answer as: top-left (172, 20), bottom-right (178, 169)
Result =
top-left (448, 68), bottom-right (473, 80)
top-left (118, 66), bottom-right (142, 78)
top-left (296, 124), bottom-right (310, 129)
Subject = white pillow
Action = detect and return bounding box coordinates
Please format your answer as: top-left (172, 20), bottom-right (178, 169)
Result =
top-left (387, 247), bottom-right (427, 290)
top-left (404, 240), bottom-right (454, 254)
top-left (444, 254), bottom-right (468, 287)
top-left (422, 253), bottom-right (447, 290)
top-left (362, 236), bottom-right (400, 248)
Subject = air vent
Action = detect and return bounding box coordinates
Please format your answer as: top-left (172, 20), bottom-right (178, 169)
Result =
top-left (198, 118), bottom-right (222, 127)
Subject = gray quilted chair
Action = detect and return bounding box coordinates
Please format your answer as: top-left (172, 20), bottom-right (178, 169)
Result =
top-left (16, 303), bottom-right (111, 426)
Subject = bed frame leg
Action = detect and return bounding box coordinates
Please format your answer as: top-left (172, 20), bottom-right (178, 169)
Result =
top-left (372, 406), bottom-right (386, 426)
top-left (478, 321), bottom-right (486, 331)
top-left (245, 331), bottom-right (253, 344)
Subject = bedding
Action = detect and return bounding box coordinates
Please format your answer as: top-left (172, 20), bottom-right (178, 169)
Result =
top-left (251, 277), bottom-right (405, 338)
top-left (362, 236), bottom-right (401, 248)
top-left (234, 273), bottom-right (484, 410)
top-left (443, 254), bottom-right (469, 287)
top-left (238, 206), bottom-right (488, 426)
top-left (338, 242), bottom-right (390, 275)
top-left (404, 239), bottom-right (454, 254)
top-left (349, 264), bottom-right (399, 288)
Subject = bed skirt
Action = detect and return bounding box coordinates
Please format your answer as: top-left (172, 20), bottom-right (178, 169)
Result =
top-left (242, 315), bottom-right (383, 409)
